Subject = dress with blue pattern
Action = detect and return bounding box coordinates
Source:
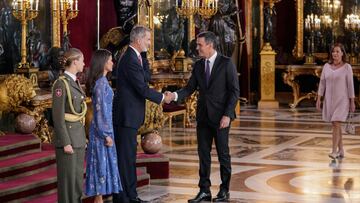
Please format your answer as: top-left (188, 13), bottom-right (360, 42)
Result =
top-left (85, 76), bottom-right (122, 196)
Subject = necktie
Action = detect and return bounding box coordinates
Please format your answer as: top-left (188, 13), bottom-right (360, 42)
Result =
top-left (138, 55), bottom-right (143, 67)
top-left (205, 60), bottom-right (210, 87)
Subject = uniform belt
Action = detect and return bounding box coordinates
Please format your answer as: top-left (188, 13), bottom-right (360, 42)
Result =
top-left (64, 113), bottom-right (85, 125)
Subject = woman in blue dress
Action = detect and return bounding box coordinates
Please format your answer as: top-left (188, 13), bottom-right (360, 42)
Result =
top-left (85, 49), bottom-right (122, 202)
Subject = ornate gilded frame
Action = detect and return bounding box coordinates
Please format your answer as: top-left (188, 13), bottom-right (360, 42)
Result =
top-left (51, 0), bottom-right (61, 47)
top-left (262, 0), bottom-right (304, 59)
top-left (292, 0), bottom-right (304, 59)
top-left (137, 0), bottom-right (195, 71)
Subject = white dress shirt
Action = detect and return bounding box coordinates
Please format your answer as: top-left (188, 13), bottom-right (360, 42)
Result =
top-left (173, 51), bottom-right (218, 101)
top-left (64, 71), bottom-right (77, 81)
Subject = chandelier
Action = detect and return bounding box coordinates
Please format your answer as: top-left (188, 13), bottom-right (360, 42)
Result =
top-left (344, 14), bottom-right (360, 31)
top-left (176, 0), bottom-right (218, 19)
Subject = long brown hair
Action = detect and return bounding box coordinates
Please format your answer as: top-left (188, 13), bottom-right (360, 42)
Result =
top-left (85, 49), bottom-right (112, 97)
top-left (63, 48), bottom-right (83, 69)
top-left (329, 43), bottom-right (347, 64)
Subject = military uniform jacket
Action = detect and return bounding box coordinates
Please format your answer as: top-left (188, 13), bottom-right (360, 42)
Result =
top-left (52, 73), bottom-right (87, 148)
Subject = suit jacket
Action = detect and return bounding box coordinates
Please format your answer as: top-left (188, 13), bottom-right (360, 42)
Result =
top-left (52, 73), bottom-right (87, 148)
top-left (113, 47), bottom-right (162, 129)
top-left (176, 54), bottom-right (240, 126)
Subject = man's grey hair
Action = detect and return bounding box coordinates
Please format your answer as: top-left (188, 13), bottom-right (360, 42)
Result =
top-left (197, 31), bottom-right (218, 50)
top-left (130, 25), bottom-right (151, 43)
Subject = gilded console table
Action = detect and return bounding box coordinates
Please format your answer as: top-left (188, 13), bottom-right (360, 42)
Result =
top-left (31, 89), bottom-right (53, 142)
top-left (283, 65), bottom-right (360, 108)
top-left (151, 72), bottom-right (196, 127)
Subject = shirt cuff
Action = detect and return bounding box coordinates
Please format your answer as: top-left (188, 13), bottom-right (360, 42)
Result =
top-left (174, 92), bottom-right (178, 101)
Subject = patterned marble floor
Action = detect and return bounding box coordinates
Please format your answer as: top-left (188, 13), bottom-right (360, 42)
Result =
top-left (137, 107), bottom-right (360, 203)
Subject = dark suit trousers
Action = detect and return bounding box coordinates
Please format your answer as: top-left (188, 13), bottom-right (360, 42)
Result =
top-left (113, 126), bottom-right (138, 203)
top-left (55, 147), bottom-right (85, 203)
top-left (197, 123), bottom-right (231, 192)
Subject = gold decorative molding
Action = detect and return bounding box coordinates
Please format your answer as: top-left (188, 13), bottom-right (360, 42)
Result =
top-left (260, 0), bottom-right (264, 49)
top-left (0, 75), bottom-right (36, 113)
top-left (258, 47), bottom-right (279, 109)
top-left (292, 0), bottom-right (304, 60)
top-left (138, 100), bottom-right (165, 135)
top-left (99, 27), bottom-right (125, 48)
top-left (188, 15), bottom-right (195, 42)
top-left (245, 0), bottom-right (253, 68)
top-left (52, 0), bottom-right (61, 47)
top-left (138, 0), bottom-right (157, 72)
top-left (16, 67), bottom-right (39, 89)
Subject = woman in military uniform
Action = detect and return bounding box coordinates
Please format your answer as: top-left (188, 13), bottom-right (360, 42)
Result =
top-left (52, 48), bottom-right (87, 203)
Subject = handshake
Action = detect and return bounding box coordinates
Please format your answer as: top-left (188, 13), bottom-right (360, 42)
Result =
top-left (163, 91), bottom-right (176, 104)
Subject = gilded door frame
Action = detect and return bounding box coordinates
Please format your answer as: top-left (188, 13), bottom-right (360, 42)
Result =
top-left (292, 0), bottom-right (304, 59)
top-left (51, 0), bottom-right (61, 47)
top-left (259, 0), bottom-right (304, 59)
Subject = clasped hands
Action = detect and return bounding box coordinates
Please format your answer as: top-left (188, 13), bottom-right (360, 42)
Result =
top-left (163, 91), bottom-right (176, 104)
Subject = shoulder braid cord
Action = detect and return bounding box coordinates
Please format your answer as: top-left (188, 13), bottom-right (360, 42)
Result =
top-left (52, 76), bottom-right (87, 122)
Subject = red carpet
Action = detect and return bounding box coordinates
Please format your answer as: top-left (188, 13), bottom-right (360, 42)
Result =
top-left (0, 134), bottom-right (56, 202)
top-left (0, 133), bottom-right (169, 202)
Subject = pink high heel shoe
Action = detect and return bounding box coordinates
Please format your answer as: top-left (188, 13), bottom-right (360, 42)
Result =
top-left (338, 151), bottom-right (345, 158)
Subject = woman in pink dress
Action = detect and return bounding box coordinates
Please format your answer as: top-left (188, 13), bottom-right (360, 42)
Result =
top-left (316, 43), bottom-right (356, 159)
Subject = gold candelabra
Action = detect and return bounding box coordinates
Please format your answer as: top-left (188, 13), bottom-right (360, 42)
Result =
top-left (59, 0), bottom-right (79, 35)
top-left (176, 0), bottom-right (198, 18)
top-left (12, 0), bottom-right (39, 68)
top-left (197, 0), bottom-right (218, 19)
top-left (176, 0), bottom-right (217, 19)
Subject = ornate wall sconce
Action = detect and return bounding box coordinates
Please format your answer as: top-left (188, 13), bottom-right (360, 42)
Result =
top-left (59, 0), bottom-right (78, 35)
top-left (12, 0), bottom-right (39, 68)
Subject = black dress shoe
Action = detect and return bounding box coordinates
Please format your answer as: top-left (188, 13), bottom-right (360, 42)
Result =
top-left (188, 191), bottom-right (212, 203)
top-left (212, 190), bottom-right (230, 202)
top-left (130, 197), bottom-right (148, 203)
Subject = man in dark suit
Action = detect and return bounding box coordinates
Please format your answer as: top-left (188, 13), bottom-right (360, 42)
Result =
top-left (112, 25), bottom-right (172, 203)
top-left (168, 31), bottom-right (240, 202)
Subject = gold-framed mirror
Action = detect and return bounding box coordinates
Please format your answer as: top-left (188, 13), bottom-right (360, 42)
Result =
top-left (137, 0), bottom-right (195, 72)
top-left (138, 0), bottom-right (154, 60)
top-left (293, 0), bottom-right (360, 62)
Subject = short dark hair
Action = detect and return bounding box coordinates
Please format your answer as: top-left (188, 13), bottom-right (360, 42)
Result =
top-left (329, 43), bottom-right (347, 64)
top-left (197, 31), bottom-right (218, 50)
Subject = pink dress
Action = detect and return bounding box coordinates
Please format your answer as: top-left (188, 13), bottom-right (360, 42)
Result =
top-left (318, 63), bottom-right (355, 122)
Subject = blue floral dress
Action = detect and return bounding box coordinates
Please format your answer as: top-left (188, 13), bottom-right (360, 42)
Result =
top-left (85, 76), bottom-right (122, 196)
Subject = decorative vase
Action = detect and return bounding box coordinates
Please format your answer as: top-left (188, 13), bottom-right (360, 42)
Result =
top-left (141, 131), bottom-right (162, 154)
